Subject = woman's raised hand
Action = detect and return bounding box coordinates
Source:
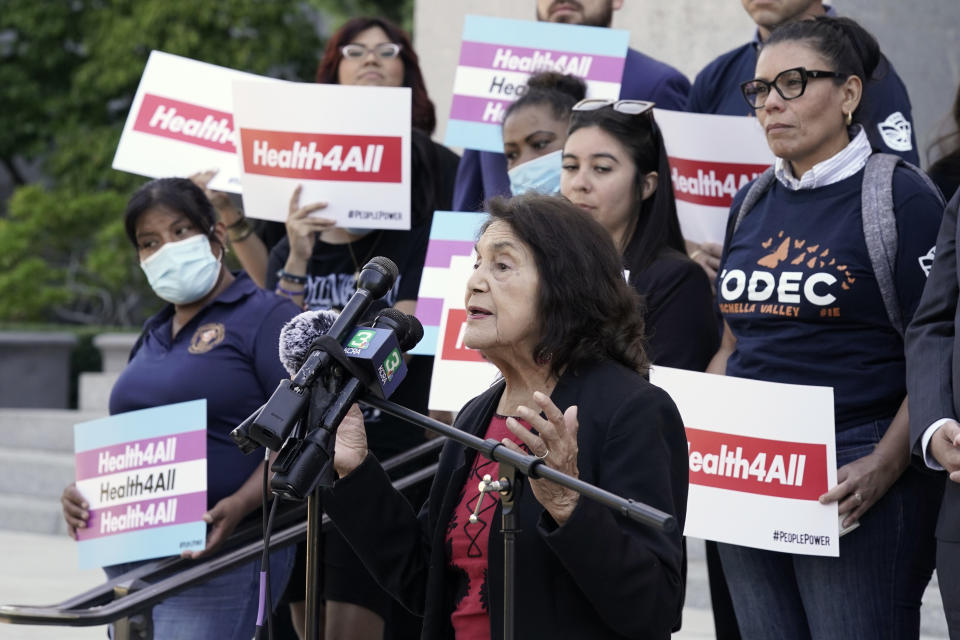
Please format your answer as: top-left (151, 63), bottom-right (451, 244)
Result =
top-left (503, 391), bottom-right (581, 526)
top-left (286, 185), bottom-right (335, 265)
top-left (189, 169), bottom-right (239, 224)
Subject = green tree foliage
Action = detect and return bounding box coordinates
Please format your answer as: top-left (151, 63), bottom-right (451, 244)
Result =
top-left (0, 0), bottom-right (327, 325)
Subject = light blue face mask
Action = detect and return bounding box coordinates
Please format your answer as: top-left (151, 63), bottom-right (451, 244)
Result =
top-left (140, 234), bottom-right (222, 305)
top-left (508, 149), bottom-right (563, 196)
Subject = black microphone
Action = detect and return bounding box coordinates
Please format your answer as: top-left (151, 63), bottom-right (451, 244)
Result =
top-left (270, 309), bottom-right (422, 499)
top-left (245, 257), bottom-right (399, 451)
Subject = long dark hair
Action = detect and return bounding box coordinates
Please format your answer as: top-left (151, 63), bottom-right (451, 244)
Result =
top-left (483, 194), bottom-right (648, 376)
top-left (765, 16), bottom-right (883, 123)
top-left (567, 107), bottom-right (685, 272)
top-left (316, 17), bottom-right (437, 135)
top-left (124, 178), bottom-right (218, 249)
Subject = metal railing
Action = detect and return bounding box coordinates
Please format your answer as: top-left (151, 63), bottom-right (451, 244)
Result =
top-left (0, 437), bottom-right (443, 636)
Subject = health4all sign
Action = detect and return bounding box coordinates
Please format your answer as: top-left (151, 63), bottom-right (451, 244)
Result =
top-left (232, 81), bottom-right (411, 229)
top-left (73, 400), bottom-right (208, 569)
top-left (113, 50), bottom-right (283, 193)
top-left (654, 110), bottom-right (775, 245)
top-left (446, 15), bottom-right (628, 152)
top-left (649, 366), bottom-right (839, 557)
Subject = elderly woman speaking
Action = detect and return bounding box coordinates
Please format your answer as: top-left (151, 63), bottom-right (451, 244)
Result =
top-left (322, 194), bottom-right (688, 639)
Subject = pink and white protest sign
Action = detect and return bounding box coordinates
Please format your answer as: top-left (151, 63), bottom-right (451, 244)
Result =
top-left (655, 110), bottom-right (775, 246)
top-left (427, 254), bottom-right (500, 412)
top-left (649, 366), bottom-right (839, 556)
top-left (232, 80), bottom-right (411, 228)
top-left (446, 16), bottom-right (628, 153)
top-left (73, 400), bottom-right (207, 569)
top-left (112, 50), bottom-right (282, 193)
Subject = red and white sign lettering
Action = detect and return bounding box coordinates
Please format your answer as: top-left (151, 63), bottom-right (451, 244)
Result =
top-left (669, 158), bottom-right (770, 208)
top-left (686, 428), bottom-right (828, 500)
top-left (440, 308), bottom-right (487, 363)
top-left (239, 129), bottom-right (401, 183)
top-left (654, 109), bottom-right (775, 244)
top-left (133, 93), bottom-right (236, 153)
top-left (113, 51), bottom-right (282, 193)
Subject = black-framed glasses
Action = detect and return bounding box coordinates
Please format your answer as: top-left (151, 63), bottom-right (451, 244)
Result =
top-left (572, 98), bottom-right (656, 116)
top-left (340, 43), bottom-right (402, 60)
top-left (740, 67), bottom-right (846, 109)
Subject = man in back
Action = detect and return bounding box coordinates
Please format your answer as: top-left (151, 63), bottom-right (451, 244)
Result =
top-left (688, 0), bottom-right (919, 163)
top-left (453, 0), bottom-right (691, 211)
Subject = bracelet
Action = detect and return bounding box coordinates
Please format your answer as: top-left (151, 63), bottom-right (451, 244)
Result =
top-left (226, 209), bottom-right (247, 229)
top-left (275, 285), bottom-right (304, 298)
top-left (227, 220), bottom-right (254, 243)
top-left (689, 249), bottom-right (704, 261)
top-left (277, 269), bottom-right (308, 285)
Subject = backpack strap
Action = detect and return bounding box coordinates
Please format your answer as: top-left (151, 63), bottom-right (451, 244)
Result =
top-left (731, 167), bottom-right (777, 237)
top-left (860, 153), bottom-right (945, 337)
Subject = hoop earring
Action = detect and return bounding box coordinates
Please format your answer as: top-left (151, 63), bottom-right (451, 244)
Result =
top-left (844, 111), bottom-right (853, 127)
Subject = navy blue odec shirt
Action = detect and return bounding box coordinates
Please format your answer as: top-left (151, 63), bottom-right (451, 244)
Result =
top-left (110, 273), bottom-right (300, 507)
top-left (687, 37), bottom-right (920, 165)
top-left (717, 167), bottom-right (942, 431)
top-left (452, 47), bottom-right (692, 211)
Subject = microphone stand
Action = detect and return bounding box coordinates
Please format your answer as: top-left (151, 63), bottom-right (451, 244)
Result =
top-left (358, 393), bottom-right (676, 640)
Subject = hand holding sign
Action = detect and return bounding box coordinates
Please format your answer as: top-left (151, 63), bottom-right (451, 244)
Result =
top-left (285, 185), bottom-right (333, 267)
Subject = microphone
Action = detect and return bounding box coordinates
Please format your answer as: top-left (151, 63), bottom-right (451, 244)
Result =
top-left (278, 309), bottom-right (339, 376)
top-left (269, 309), bottom-right (423, 499)
top-left (244, 257), bottom-right (399, 451)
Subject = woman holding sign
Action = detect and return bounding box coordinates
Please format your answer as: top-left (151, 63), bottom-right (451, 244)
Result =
top-left (323, 193), bottom-right (688, 639)
top-left (60, 177), bottom-right (297, 638)
top-left (708, 17), bottom-right (944, 639)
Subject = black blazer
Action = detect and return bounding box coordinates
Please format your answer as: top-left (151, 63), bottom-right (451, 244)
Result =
top-left (323, 359), bottom-right (689, 639)
top-left (906, 189), bottom-right (960, 540)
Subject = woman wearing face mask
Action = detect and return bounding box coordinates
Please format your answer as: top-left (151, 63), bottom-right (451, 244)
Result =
top-left (561, 101), bottom-right (718, 371)
top-left (59, 178), bottom-right (298, 639)
top-left (501, 72), bottom-right (586, 197)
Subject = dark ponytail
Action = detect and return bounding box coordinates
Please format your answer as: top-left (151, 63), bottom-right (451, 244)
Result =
top-left (766, 16), bottom-right (884, 121)
top-left (504, 72), bottom-right (587, 123)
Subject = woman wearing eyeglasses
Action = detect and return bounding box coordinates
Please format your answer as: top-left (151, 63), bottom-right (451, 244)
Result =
top-left (260, 17), bottom-right (458, 640)
top-left (561, 99), bottom-right (718, 372)
top-left (708, 17), bottom-right (944, 639)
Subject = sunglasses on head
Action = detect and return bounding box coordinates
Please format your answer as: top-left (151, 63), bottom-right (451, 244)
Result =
top-left (572, 98), bottom-right (656, 116)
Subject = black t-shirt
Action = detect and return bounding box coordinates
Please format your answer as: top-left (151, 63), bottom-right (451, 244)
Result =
top-left (627, 247), bottom-right (719, 372)
top-left (267, 226), bottom-right (432, 456)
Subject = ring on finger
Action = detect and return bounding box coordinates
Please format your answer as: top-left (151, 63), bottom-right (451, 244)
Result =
top-left (853, 491), bottom-right (863, 505)
top-left (535, 449), bottom-right (550, 460)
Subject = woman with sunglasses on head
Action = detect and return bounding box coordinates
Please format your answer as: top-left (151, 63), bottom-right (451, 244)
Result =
top-left (259, 17), bottom-right (458, 640)
top-left (708, 16), bottom-right (945, 639)
top-left (561, 99), bottom-right (718, 371)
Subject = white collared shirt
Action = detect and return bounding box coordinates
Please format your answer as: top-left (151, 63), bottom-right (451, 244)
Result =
top-left (774, 126), bottom-right (871, 191)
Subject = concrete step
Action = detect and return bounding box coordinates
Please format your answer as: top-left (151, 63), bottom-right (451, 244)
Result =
top-left (0, 494), bottom-right (67, 536)
top-left (0, 409), bottom-right (103, 453)
top-left (77, 372), bottom-right (119, 412)
top-left (0, 448), bottom-right (75, 499)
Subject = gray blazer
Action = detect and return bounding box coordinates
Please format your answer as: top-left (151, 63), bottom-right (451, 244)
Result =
top-left (906, 188), bottom-right (960, 539)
